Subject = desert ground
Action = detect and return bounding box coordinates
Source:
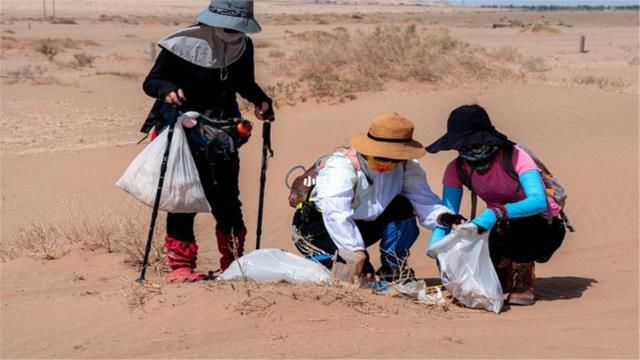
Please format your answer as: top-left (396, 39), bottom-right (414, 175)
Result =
top-left (1, 0), bottom-right (638, 358)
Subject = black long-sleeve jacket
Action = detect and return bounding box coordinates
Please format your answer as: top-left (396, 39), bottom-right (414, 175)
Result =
top-left (142, 37), bottom-right (271, 118)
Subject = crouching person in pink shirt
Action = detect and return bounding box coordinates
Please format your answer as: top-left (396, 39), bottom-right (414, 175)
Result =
top-left (427, 105), bottom-right (567, 305)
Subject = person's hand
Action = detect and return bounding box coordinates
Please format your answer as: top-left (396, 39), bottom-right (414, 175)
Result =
top-left (164, 89), bottom-right (185, 106)
top-left (254, 101), bottom-right (274, 122)
top-left (439, 213), bottom-right (467, 229)
top-left (332, 249), bottom-right (367, 284)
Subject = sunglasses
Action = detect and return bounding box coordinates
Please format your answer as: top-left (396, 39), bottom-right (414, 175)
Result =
top-left (223, 28), bottom-right (241, 34)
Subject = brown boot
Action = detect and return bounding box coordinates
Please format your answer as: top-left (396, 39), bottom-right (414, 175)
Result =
top-left (494, 256), bottom-right (514, 293)
top-left (508, 262), bottom-right (536, 306)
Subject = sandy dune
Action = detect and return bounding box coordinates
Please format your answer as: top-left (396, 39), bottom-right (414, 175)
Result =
top-left (1, 1), bottom-right (638, 358)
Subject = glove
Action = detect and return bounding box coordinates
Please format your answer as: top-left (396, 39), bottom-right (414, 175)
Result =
top-left (438, 213), bottom-right (467, 227)
top-left (332, 249), bottom-right (367, 284)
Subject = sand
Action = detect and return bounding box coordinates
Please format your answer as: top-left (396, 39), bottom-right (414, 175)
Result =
top-left (1, 1), bottom-right (638, 358)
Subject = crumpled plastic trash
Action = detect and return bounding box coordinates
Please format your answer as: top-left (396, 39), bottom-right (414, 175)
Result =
top-left (217, 248), bottom-right (332, 284)
top-left (392, 279), bottom-right (446, 305)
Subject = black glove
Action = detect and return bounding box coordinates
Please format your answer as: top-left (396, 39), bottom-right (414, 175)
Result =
top-left (439, 213), bottom-right (467, 227)
top-left (475, 223), bottom-right (488, 234)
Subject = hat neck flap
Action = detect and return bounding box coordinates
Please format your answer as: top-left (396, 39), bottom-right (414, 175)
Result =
top-left (158, 25), bottom-right (246, 70)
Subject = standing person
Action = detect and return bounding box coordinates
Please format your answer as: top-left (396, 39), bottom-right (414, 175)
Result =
top-left (142, 0), bottom-right (274, 283)
top-left (291, 112), bottom-right (463, 283)
top-left (426, 104), bottom-right (566, 305)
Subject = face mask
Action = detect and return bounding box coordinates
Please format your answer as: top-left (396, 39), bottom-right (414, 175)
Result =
top-left (213, 27), bottom-right (245, 43)
top-left (458, 144), bottom-right (499, 171)
top-left (366, 156), bottom-right (399, 173)
top-left (458, 144), bottom-right (498, 162)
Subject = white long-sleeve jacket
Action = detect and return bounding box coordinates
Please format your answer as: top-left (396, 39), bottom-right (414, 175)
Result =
top-left (312, 152), bottom-right (451, 251)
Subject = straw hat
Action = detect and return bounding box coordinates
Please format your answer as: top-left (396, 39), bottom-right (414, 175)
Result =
top-left (350, 112), bottom-right (426, 160)
top-left (425, 104), bottom-right (513, 153)
top-left (196, 0), bottom-right (261, 34)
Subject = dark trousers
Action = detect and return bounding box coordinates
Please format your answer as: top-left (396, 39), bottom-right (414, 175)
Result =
top-left (489, 215), bottom-right (566, 264)
top-left (167, 150), bottom-right (244, 242)
top-left (292, 196), bottom-right (419, 271)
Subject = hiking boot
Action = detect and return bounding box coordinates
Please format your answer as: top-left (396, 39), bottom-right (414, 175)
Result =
top-left (494, 256), bottom-right (514, 293)
top-left (509, 262), bottom-right (536, 306)
top-left (216, 227), bottom-right (246, 271)
top-left (376, 265), bottom-right (416, 284)
top-left (164, 236), bottom-right (206, 283)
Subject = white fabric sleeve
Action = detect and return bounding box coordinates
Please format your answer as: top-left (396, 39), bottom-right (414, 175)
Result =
top-left (315, 155), bottom-right (365, 251)
top-left (401, 160), bottom-right (452, 229)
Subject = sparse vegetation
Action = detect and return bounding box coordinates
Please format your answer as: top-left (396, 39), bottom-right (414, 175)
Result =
top-left (49, 17), bottom-right (77, 25)
top-left (73, 52), bottom-right (96, 67)
top-left (252, 38), bottom-right (273, 48)
top-left (96, 71), bottom-right (141, 80)
top-left (275, 25), bottom-right (544, 103)
top-left (1, 65), bottom-right (59, 85)
top-left (1, 207), bottom-right (167, 274)
top-left (573, 75), bottom-right (628, 90)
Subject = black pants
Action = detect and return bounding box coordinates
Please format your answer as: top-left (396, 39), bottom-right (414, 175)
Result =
top-left (167, 149), bottom-right (244, 242)
top-left (489, 215), bottom-right (566, 264)
top-left (292, 196), bottom-right (419, 271)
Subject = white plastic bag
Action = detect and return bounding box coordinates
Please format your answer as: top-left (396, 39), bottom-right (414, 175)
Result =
top-left (116, 120), bottom-right (211, 213)
top-left (217, 248), bottom-right (332, 284)
top-left (430, 223), bottom-right (504, 313)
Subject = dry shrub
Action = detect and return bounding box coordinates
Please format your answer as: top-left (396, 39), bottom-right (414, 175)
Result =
top-left (1, 206), bottom-right (167, 274)
top-left (73, 52), bottom-right (95, 67)
top-left (4, 29), bottom-right (16, 34)
top-left (573, 75), bottom-right (628, 90)
top-left (1, 65), bottom-right (59, 85)
top-left (629, 56), bottom-right (639, 66)
top-left (49, 17), bottom-right (77, 25)
top-left (281, 25), bottom-right (540, 102)
top-left (96, 71), bottom-right (141, 80)
top-left (124, 282), bottom-right (163, 310)
top-left (33, 38), bottom-right (99, 60)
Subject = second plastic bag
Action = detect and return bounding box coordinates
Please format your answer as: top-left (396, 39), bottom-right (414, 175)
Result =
top-left (430, 223), bottom-right (503, 314)
top-left (217, 249), bottom-right (332, 284)
top-left (116, 120), bottom-right (211, 213)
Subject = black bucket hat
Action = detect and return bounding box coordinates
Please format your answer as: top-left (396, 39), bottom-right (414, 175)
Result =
top-left (425, 104), bottom-right (514, 153)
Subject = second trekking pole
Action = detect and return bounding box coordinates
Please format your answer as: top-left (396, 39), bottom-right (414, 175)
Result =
top-left (137, 105), bottom-right (178, 283)
top-left (255, 121), bottom-right (274, 250)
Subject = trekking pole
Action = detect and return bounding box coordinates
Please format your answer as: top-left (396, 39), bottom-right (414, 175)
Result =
top-left (255, 121), bottom-right (274, 250)
top-left (137, 105), bottom-right (178, 283)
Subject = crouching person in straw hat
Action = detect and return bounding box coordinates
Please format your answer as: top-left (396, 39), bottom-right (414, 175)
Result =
top-left (142, 0), bottom-right (274, 283)
top-left (291, 113), bottom-right (464, 284)
top-left (426, 105), bottom-right (566, 305)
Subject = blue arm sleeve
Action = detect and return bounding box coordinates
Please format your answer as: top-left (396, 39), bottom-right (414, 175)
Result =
top-left (471, 169), bottom-right (547, 230)
top-left (428, 186), bottom-right (463, 249)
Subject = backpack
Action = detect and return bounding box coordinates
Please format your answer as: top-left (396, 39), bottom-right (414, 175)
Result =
top-left (455, 144), bottom-right (575, 232)
top-left (287, 147), bottom-right (361, 208)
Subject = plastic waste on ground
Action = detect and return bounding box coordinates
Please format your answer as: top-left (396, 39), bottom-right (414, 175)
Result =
top-left (429, 223), bottom-right (504, 314)
top-left (391, 279), bottom-right (446, 305)
top-left (217, 248), bottom-right (332, 284)
top-left (116, 118), bottom-right (211, 213)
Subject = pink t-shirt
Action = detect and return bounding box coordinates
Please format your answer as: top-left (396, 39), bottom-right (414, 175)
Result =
top-left (443, 146), bottom-right (561, 217)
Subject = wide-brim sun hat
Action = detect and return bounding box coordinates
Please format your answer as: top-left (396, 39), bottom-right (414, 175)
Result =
top-left (350, 112), bottom-right (426, 160)
top-left (425, 104), bottom-right (514, 153)
top-left (196, 0), bottom-right (261, 34)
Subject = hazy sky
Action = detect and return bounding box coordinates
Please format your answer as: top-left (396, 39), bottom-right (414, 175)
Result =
top-left (451, 0), bottom-right (639, 5)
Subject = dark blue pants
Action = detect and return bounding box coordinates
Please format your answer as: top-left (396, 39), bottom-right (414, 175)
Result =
top-left (292, 196), bottom-right (419, 272)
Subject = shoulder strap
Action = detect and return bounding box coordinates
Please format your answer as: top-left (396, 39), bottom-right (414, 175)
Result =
top-left (501, 145), bottom-right (522, 193)
top-left (455, 157), bottom-right (478, 218)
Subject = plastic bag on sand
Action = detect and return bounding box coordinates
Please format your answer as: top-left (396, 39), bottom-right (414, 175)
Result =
top-left (430, 223), bottom-right (503, 314)
top-left (116, 120), bottom-right (211, 213)
top-left (217, 249), bottom-right (332, 284)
